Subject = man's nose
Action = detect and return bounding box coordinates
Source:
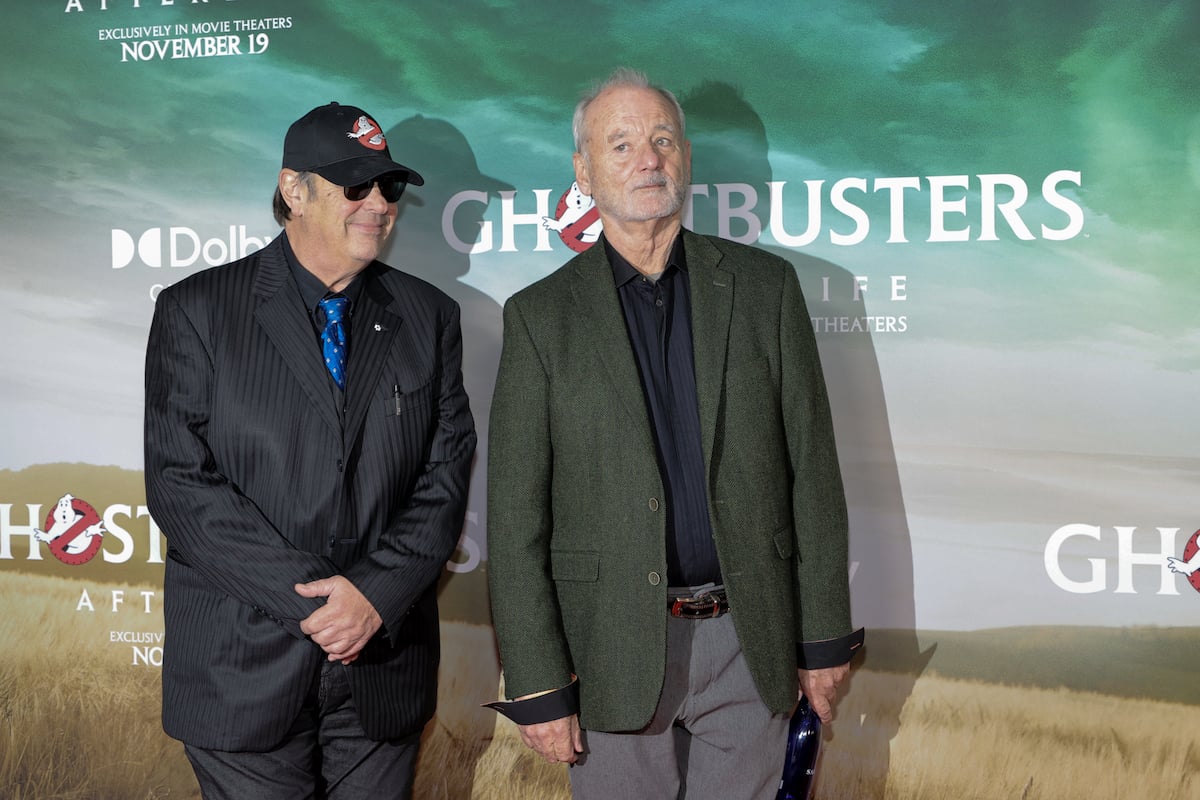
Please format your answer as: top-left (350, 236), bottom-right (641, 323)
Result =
top-left (637, 142), bottom-right (663, 170)
top-left (361, 183), bottom-right (390, 210)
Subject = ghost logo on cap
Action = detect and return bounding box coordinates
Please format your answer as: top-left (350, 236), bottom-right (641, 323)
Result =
top-left (347, 115), bottom-right (387, 151)
top-left (283, 102), bottom-right (425, 187)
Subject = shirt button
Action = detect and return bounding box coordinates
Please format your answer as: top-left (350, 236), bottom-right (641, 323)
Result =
top-left (648, 497), bottom-right (660, 512)
top-left (648, 572), bottom-right (661, 586)
top-left (655, 298), bottom-right (664, 307)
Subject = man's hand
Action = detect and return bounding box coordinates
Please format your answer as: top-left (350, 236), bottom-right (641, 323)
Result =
top-left (798, 664), bottom-right (850, 723)
top-left (517, 714), bottom-right (583, 764)
top-left (295, 576), bottom-right (383, 664)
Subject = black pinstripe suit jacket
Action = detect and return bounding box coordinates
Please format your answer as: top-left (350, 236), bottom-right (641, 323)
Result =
top-left (144, 234), bottom-right (475, 749)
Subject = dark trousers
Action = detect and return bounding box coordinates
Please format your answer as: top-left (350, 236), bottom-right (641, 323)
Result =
top-left (184, 661), bottom-right (420, 800)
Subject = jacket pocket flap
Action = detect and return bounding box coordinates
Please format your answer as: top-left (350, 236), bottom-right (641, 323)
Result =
top-left (550, 550), bottom-right (600, 582)
top-left (772, 526), bottom-right (795, 559)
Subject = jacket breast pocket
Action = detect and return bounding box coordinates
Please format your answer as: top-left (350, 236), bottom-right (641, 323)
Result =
top-left (383, 373), bottom-right (436, 417)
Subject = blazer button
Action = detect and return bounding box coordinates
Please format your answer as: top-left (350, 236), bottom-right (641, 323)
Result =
top-left (648, 572), bottom-right (661, 586)
top-left (648, 497), bottom-right (660, 512)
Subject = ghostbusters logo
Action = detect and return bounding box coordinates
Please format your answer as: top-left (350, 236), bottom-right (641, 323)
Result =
top-left (347, 115), bottom-right (387, 151)
top-left (1166, 529), bottom-right (1200, 594)
top-left (543, 181), bottom-right (602, 253)
top-left (34, 493), bottom-right (106, 566)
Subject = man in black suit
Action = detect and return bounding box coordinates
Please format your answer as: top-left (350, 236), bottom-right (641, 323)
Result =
top-left (144, 102), bottom-right (476, 798)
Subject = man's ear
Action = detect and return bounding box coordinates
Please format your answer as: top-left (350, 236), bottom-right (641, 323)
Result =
top-left (573, 152), bottom-right (591, 196)
top-left (279, 169), bottom-right (306, 216)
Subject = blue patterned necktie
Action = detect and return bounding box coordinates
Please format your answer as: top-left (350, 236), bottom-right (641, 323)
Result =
top-left (319, 295), bottom-right (349, 390)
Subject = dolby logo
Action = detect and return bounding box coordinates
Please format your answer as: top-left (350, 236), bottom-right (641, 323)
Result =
top-left (111, 225), bottom-right (275, 269)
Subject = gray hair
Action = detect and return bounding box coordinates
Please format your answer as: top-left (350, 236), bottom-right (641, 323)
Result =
top-left (572, 67), bottom-right (686, 152)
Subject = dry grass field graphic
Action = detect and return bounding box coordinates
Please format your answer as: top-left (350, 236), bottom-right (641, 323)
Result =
top-left (0, 572), bottom-right (191, 799)
top-left (3, 570), bottom-right (1198, 799)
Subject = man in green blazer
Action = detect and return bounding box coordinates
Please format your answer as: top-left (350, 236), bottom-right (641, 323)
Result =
top-left (487, 68), bottom-right (862, 799)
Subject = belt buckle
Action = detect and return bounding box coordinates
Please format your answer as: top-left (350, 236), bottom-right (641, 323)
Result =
top-left (695, 592), bottom-right (720, 618)
top-left (671, 590), bottom-right (724, 618)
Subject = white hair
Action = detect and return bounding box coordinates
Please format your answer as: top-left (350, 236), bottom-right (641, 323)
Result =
top-left (571, 67), bottom-right (687, 152)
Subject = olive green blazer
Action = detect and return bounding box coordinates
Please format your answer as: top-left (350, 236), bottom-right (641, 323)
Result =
top-left (488, 230), bottom-right (851, 731)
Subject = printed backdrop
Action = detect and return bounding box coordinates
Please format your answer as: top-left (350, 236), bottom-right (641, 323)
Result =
top-left (2, 1), bottom-right (1198, 798)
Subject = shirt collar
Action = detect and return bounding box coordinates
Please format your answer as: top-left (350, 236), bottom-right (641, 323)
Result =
top-left (604, 233), bottom-right (687, 287)
top-left (281, 230), bottom-right (364, 312)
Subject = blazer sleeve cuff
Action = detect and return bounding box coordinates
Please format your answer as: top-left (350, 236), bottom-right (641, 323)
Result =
top-left (797, 627), bottom-right (865, 669)
top-left (484, 677), bottom-right (580, 725)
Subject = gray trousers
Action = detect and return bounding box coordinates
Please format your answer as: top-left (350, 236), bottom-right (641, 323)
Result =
top-left (569, 612), bottom-right (790, 800)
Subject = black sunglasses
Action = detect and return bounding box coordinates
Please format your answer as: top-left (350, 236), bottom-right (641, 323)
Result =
top-left (343, 176), bottom-right (407, 203)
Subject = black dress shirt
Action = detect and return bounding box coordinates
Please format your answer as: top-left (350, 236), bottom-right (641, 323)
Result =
top-left (607, 236), bottom-right (721, 587)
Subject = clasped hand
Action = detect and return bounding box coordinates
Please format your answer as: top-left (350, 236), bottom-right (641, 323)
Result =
top-left (295, 576), bottom-right (382, 665)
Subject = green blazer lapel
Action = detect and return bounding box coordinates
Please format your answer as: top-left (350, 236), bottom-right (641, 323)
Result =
top-left (568, 242), bottom-right (657, 453)
top-left (682, 231), bottom-right (734, 468)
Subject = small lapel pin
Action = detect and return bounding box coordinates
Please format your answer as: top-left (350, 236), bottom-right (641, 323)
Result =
top-left (374, 323), bottom-right (387, 332)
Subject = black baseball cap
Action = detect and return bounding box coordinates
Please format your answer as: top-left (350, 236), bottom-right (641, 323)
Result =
top-left (282, 102), bottom-right (425, 187)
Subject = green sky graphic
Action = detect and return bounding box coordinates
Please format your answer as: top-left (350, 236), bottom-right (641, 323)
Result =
top-left (1, 0), bottom-right (1197, 629)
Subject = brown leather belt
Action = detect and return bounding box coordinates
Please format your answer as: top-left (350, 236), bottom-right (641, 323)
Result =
top-left (668, 588), bottom-right (729, 619)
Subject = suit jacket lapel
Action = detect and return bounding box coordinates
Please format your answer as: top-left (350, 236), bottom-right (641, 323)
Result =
top-left (682, 231), bottom-right (734, 469)
top-left (342, 264), bottom-right (401, 446)
top-left (569, 240), bottom-right (657, 453)
top-left (252, 240), bottom-right (342, 438)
